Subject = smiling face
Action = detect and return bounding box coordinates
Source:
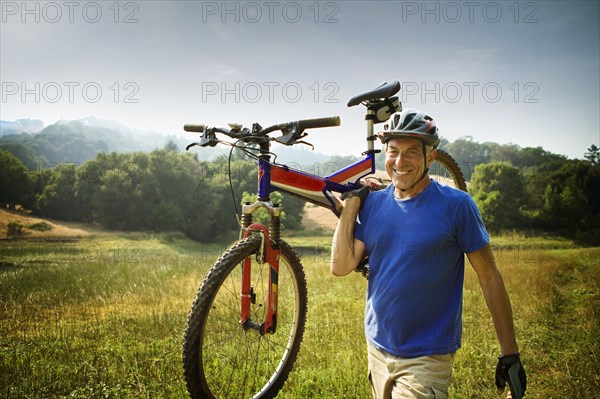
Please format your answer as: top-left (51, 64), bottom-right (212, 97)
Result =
top-left (385, 137), bottom-right (436, 198)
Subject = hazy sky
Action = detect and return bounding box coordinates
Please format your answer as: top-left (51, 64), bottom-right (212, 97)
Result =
top-left (1, 0), bottom-right (599, 159)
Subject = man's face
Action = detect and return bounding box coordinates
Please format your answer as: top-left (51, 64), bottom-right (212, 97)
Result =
top-left (385, 138), bottom-right (436, 195)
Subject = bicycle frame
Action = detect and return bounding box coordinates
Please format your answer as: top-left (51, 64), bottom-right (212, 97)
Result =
top-left (260, 152), bottom-right (375, 215)
top-left (239, 111), bottom-right (380, 335)
top-left (183, 83), bottom-right (400, 338)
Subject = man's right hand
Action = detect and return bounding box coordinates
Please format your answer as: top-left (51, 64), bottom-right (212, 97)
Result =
top-left (340, 186), bottom-right (370, 209)
top-left (331, 187), bottom-right (368, 277)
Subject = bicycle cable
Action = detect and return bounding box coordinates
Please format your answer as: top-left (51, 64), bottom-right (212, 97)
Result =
top-left (225, 139), bottom-right (276, 227)
top-left (224, 136), bottom-right (297, 228)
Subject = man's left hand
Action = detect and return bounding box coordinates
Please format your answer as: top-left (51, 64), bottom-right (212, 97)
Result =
top-left (496, 354), bottom-right (526, 399)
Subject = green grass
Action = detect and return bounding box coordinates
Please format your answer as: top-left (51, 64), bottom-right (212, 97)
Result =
top-left (1, 233), bottom-right (598, 398)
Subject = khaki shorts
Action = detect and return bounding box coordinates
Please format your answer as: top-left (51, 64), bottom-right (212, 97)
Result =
top-left (367, 342), bottom-right (455, 399)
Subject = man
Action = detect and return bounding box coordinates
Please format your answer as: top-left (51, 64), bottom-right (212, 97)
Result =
top-left (330, 109), bottom-right (526, 399)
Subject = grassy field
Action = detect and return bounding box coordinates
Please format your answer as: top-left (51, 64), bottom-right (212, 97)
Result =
top-left (1, 230), bottom-right (598, 398)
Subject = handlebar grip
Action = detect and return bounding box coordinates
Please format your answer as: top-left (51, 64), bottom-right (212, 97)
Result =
top-left (183, 124), bottom-right (206, 132)
top-left (297, 116), bottom-right (341, 131)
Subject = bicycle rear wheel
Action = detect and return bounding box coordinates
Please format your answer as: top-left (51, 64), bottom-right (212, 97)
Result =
top-left (429, 149), bottom-right (467, 191)
top-left (183, 235), bottom-right (307, 399)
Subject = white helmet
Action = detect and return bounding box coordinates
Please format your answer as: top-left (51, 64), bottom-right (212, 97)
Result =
top-left (378, 108), bottom-right (440, 148)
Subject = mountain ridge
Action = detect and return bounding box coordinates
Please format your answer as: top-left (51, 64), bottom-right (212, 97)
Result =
top-left (0, 116), bottom-right (338, 168)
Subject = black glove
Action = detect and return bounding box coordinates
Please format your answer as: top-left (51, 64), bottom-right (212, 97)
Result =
top-left (496, 354), bottom-right (526, 399)
top-left (340, 186), bottom-right (370, 209)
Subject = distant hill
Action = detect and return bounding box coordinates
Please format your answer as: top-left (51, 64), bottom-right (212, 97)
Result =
top-left (0, 116), bottom-right (341, 171)
top-left (0, 117), bottom-right (176, 167)
top-left (0, 119), bottom-right (45, 135)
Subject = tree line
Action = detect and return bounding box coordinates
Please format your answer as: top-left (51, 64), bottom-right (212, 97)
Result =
top-left (2, 140), bottom-right (599, 243)
top-left (458, 142), bottom-right (599, 242)
top-left (1, 146), bottom-right (305, 241)
top-left (373, 139), bottom-right (600, 242)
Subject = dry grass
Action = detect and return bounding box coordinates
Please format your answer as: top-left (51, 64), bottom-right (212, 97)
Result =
top-left (1, 230), bottom-right (598, 398)
top-left (0, 208), bottom-right (90, 239)
top-left (301, 203), bottom-right (337, 231)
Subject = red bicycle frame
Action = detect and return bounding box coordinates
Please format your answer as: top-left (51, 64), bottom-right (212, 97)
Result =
top-left (239, 150), bottom-right (377, 334)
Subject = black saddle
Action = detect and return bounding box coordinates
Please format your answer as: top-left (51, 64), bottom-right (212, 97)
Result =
top-left (347, 81), bottom-right (401, 107)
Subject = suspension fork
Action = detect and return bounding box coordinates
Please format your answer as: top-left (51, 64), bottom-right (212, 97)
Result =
top-left (239, 203), bottom-right (282, 335)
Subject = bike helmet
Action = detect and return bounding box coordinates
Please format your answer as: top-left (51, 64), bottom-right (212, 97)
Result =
top-left (378, 108), bottom-right (440, 148)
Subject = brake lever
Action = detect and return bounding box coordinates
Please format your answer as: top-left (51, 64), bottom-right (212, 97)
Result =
top-left (274, 123), bottom-right (314, 148)
top-left (186, 127), bottom-right (219, 150)
top-left (295, 140), bottom-right (314, 150)
top-left (274, 123), bottom-right (298, 145)
top-left (200, 129), bottom-right (219, 147)
top-left (200, 137), bottom-right (218, 147)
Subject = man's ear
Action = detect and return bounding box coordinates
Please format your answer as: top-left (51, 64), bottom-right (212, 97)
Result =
top-left (427, 148), bottom-right (437, 167)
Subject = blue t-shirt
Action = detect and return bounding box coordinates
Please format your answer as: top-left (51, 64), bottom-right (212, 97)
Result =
top-left (355, 180), bottom-right (489, 358)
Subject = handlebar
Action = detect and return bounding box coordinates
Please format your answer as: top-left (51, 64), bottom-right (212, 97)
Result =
top-left (184, 116), bottom-right (341, 148)
top-left (259, 116), bottom-right (340, 135)
top-left (297, 116), bottom-right (341, 130)
top-left (183, 124), bottom-right (206, 133)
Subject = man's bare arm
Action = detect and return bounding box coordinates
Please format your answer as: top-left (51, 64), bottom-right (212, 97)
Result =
top-left (330, 197), bottom-right (365, 276)
top-left (467, 244), bottom-right (519, 356)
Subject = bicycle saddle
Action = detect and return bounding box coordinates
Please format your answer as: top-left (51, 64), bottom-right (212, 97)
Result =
top-left (347, 81), bottom-right (401, 107)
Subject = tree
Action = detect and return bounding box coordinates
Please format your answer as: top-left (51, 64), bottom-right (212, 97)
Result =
top-left (444, 136), bottom-right (491, 180)
top-left (149, 200), bottom-right (184, 232)
top-left (489, 143), bottom-right (521, 165)
top-left (93, 165), bottom-right (149, 230)
top-left (539, 160), bottom-right (599, 237)
top-left (144, 149), bottom-right (218, 239)
top-left (35, 164), bottom-right (82, 220)
top-left (0, 142), bottom-right (45, 170)
top-left (0, 149), bottom-right (32, 209)
top-left (75, 159), bottom-right (103, 222)
top-left (470, 163), bottom-right (526, 231)
top-left (164, 140), bottom-right (179, 153)
top-left (584, 144), bottom-right (599, 165)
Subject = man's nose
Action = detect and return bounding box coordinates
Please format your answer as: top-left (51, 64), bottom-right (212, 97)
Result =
top-left (394, 153), bottom-right (406, 165)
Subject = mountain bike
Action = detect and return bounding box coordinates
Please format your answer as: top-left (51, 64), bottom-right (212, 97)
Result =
top-left (181, 81), bottom-right (467, 399)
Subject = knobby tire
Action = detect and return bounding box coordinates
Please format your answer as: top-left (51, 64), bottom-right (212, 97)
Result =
top-left (429, 149), bottom-right (467, 192)
top-left (183, 236), bottom-right (308, 399)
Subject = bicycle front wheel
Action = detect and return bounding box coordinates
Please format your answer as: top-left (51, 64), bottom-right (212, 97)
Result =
top-left (429, 149), bottom-right (467, 192)
top-left (183, 235), bottom-right (308, 399)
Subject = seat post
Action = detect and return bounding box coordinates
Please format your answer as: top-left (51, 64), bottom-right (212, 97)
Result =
top-left (366, 109), bottom-right (375, 152)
